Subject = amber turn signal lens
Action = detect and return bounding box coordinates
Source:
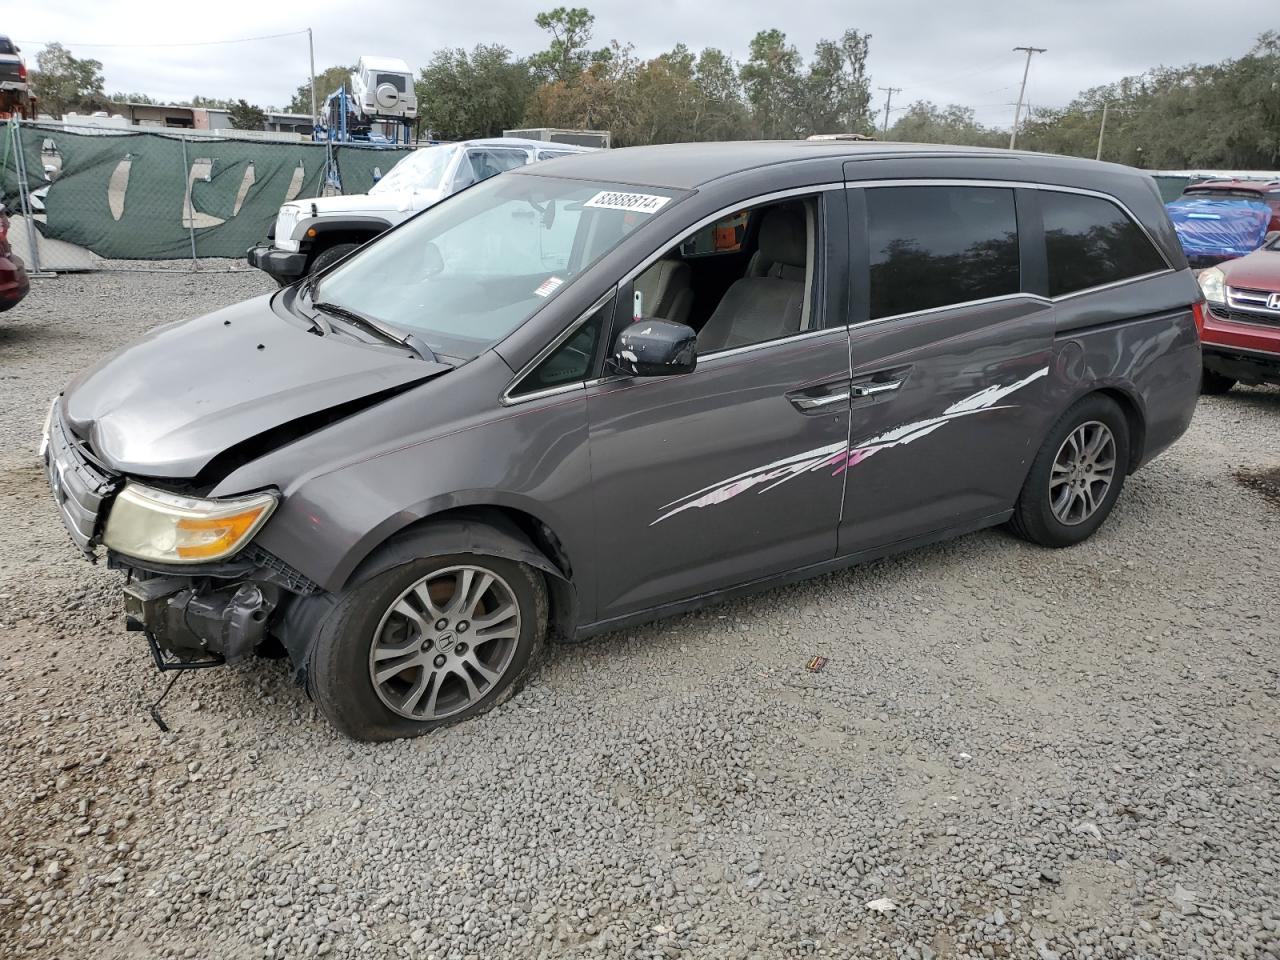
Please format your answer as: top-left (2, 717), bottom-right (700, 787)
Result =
top-left (175, 508), bottom-right (272, 559)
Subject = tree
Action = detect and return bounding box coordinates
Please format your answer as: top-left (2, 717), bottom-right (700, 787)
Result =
top-left (524, 42), bottom-right (634, 137)
top-left (416, 45), bottom-right (534, 140)
top-left (109, 91), bottom-right (158, 105)
top-left (188, 95), bottom-right (237, 109)
top-left (887, 101), bottom-right (1005, 147)
top-left (1017, 32), bottom-right (1280, 169)
top-left (693, 48), bottom-right (749, 141)
top-left (794, 29), bottom-right (873, 136)
top-left (529, 7), bottom-right (611, 84)
top-left (285, 64), bottom-right (356, 114)
top-left (228, 99), bottom-right (268, 130)
top-left (740, 29), bottom-right (802, 138)
top-left (29, 42), bottom-right (106, 118)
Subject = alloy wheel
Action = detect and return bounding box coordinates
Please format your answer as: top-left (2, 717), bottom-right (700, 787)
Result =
top-left (368, 565), bottom-right (521, 720)
top-left (1048, 420), bottom-right (1117, 526)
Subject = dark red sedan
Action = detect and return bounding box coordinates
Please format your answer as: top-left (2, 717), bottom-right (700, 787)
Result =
top-left (1197, 232), bottom-right (1280, 392)
top-left (0, 204), bottom-right (29, 312)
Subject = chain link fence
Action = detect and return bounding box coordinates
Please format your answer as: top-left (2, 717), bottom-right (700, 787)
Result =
top-left (1, 119), bottom-right (411, 273)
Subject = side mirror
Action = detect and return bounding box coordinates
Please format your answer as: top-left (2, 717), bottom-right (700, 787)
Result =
top-left (611, 319), bottom-right (698, 377)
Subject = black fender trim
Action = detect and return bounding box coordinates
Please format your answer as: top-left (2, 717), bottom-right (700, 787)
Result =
top-left (290, 215), bottom-right (392, 243)
top-left (349, 511), bottom-right (568, 586)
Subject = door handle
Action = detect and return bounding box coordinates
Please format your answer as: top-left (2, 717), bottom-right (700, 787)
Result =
top-left (790, 391), bottom-right (850, 410)
top-left (850, 379), bottom-right (903, 398)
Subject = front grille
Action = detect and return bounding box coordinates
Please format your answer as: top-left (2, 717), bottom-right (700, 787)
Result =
top-left (1213, 287), bottom-right (1280, 328)
top-left (43, 408), bottom-right (121, 554)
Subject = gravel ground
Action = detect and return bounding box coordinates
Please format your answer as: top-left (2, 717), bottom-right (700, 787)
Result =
top-left (1, 272), bottom-right (1278, 960)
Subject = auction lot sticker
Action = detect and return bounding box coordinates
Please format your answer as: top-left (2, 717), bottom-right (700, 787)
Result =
top-left (584, 191), bottom-right (672, 214)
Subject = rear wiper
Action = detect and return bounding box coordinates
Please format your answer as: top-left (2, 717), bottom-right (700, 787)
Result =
top-left (312, 301), bottom-right (437, 362)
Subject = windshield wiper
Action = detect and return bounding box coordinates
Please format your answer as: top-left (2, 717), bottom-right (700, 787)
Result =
top-left (312, 301), bottom-right (437, 362)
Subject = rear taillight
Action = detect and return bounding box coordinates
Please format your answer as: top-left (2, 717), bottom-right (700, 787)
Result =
top-left (17, 62), bottom-right (26, 80)
top-left (1192, 300), bottom-right (1206, 337)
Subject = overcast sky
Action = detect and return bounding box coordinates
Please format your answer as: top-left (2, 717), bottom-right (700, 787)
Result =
top-left (10, 0), bottom-right (1275, 128)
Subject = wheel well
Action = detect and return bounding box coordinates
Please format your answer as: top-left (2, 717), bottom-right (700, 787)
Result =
top-left (389, 505), bottom-right (577, 642)
top-left (1096, 387), bottom-right (1145, 473)
top-left (308, 229), bottom-right (383, 259)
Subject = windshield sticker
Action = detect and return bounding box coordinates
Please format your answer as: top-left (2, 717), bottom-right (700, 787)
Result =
top-left (534, 276), bottom-right (564, 298)
top-left (652, 367), bottom-right (1049, 525)
top-left (584, 191), bottom-right (672, 214)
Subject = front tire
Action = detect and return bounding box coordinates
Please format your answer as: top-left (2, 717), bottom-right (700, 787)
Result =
top-left (307, 242), bottom-right (360, 276)
top-left (1009, 393), bottom-right (1130, 548)
top-left (307, 553), bottom-right (548, 741)
top-left (1200, 368), bottom-right (1236, 395)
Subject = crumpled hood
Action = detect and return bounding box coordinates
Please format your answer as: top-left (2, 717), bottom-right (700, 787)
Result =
top-left (62, 294), bottom-right (449, 479)
top-left (1166, 198), bottom-right (1271, 260)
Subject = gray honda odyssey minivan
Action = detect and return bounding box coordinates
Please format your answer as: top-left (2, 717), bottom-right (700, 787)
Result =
top-left (43, 142), bottom-right (1203, 741)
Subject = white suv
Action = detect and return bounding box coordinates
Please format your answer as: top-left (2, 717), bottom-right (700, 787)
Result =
top-left (248, 138), bottom-right (594, 284)
top-left (349, 56), bottom-right (416, 120)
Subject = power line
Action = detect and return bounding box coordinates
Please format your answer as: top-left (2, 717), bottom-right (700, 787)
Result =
top-left (16, 29), bottom-right (309, 50)
top-left (1008, 45), bottom-right (1047, 149)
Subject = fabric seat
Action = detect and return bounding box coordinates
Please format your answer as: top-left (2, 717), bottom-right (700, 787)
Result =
top-left (633, 256), bottom-right (693, 325)
top-left (697, 208), bottom-right (807, 352)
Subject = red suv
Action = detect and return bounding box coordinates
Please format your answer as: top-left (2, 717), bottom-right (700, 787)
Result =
top-left (1198, 232), bottom-right (1280, 392)
top-left (0, 204), bottom-right (30, 313)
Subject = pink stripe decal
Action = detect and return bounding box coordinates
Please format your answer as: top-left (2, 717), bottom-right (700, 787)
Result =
top-left (652, 367), bottom-right (1048, 524)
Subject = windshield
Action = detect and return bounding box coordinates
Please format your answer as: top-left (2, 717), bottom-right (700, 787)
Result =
top-left (314, 173), bottom-right (682, 358)
top-left (369, 145), bottom-right (458, 195)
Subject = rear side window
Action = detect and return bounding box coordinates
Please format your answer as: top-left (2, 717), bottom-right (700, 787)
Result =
top-left (1041, 191), bottom-right (1167, 297)
top-left (866, 186), bottom-right (1019, 320)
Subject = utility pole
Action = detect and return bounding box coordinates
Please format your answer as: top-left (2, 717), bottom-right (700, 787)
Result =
top-left (1095, 100), bottom-right (1110, 161)
top-left (1008, 45), bottom-right (1046, 149)
top-left (308, 27), bottom-right (318, 127)
top-left (878, 86), bottom-right (902, 136)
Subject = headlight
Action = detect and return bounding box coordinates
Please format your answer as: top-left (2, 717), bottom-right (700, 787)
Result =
top-left (1198, 266), bottom-right (1226, 304)
top-left (103, 483), bottom-right (277, 564)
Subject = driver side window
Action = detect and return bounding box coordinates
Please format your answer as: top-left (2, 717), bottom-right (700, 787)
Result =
top-left (627, 195), bottom-right (819, 354)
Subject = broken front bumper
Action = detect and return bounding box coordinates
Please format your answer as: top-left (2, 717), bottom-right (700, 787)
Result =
top-left (124, 576), bottom-right (280, 669)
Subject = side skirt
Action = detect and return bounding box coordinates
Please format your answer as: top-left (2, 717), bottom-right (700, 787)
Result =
top-left (572, 509), bottom-right (1014, 641)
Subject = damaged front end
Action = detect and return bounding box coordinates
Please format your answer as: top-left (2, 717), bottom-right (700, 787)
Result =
top-left (42, 399), bottom-right (320, 671)
top-left (118, 548), bottom-right (320, 670)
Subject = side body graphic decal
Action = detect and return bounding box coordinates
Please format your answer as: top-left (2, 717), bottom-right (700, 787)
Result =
top-left (653, 367), bottom-right (1049, 524)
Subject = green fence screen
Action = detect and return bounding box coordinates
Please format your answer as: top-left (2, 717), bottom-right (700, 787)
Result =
top-left (2, 123), bottom-right (410, 261)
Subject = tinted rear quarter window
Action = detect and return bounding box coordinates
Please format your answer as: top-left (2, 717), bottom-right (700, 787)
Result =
top-left (866, 186), bottom-right (1019, 320)
top-left (1041, 191), bottom-right (1167, 297)
top-left (0, 38), bottom-right (14, 56)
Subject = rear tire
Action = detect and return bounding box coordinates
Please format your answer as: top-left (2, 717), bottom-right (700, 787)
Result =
top-left (308, 242), bottom-right (360, 276)
top-left (1008, 393), bottom-right (1130, 548)
top-left (1200, 368), bottom-right (1236, 395)
top-left (307, 551), bottom-right (548, 741)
